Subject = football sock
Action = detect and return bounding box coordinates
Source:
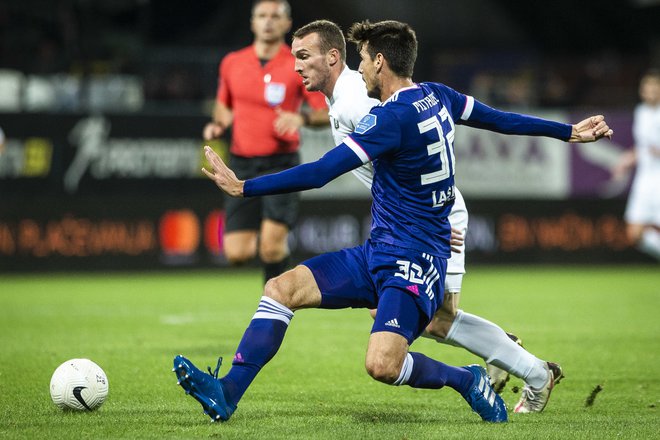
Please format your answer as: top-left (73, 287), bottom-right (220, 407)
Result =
top-left (220, 296), bottom-right (293, 407)
top-left (440, 310), bottom-right (549, 389)
top-left (639, 229), bottom-right (660, 260)
top-left (263, 256), bottom-right (290, 284)
top-left (394, 352), bottom-right (473, 395)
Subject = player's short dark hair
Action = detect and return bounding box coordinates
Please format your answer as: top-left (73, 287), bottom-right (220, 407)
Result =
top-left (347, 20), bottom-right (417, 78)
top-left (293, 20), bottom-right (346, 62)
top-left (251, 0), bottom-right (291, 18)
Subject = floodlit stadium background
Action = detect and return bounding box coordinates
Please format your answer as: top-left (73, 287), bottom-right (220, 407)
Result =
top-left (1, 0), bottom-right (660, 270)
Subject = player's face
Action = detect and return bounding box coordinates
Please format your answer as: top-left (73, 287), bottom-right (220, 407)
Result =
top-left (358, 44), bottom-right (381, 100)
top-left (251, 1), bottom-right (291, 44)
top-left (292, 33), bottom-right (333, 95)
top-left (639, 77), bottom-right (660, 106)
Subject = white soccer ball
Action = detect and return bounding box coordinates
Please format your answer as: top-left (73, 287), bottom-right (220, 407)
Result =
top-left (49, 359), bottom-right (109, 411)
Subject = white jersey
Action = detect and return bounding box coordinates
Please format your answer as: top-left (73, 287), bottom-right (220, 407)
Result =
top-left (626, 103), bottom-right (660, 225)
top-left (327, 66), bottom-right (380, 188)
top-left (327, 66), bottom-right (467, 277)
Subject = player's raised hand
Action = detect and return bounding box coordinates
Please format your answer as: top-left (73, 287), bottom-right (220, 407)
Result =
top-left (569, 115), bottom-right (614, 143)
top-left (202, 146), bottom-right (244, 197)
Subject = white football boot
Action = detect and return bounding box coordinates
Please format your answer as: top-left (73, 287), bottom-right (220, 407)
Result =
top-left (514, 362), bottom-right (564, 413)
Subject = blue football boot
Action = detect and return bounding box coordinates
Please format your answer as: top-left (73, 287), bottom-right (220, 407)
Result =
top-left (461, 364), bottom-right (508, 422)
top-left (172, 355), bottom-right (236, 422)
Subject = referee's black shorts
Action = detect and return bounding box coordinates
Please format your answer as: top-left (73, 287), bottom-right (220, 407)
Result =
top-left (224, 152), bottom-right (300, 232)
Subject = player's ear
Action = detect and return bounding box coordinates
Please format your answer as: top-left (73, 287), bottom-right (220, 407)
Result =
top-left (375, 53), bottom-right (384, 73)
top-left (328, 48), bottom-right (340, 67)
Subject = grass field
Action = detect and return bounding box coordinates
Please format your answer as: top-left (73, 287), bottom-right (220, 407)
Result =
top-left (1, 266), bottom-right (658, 439)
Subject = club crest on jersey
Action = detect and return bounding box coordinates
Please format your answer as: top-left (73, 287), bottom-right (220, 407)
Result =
top-left (355, 114), bottom-right (377, 134)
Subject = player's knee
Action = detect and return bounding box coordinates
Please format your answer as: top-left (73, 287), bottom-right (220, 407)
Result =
top-left (224, 234), bottom-right (257, 264)
top-left (263, 275), bottom-right (295, 308)
top-left (258, 244), bottom-right (287, 264)
top-left (224, 248), bottom-right (254, 265)
top-left (365, 356), bottom-right (399, 384)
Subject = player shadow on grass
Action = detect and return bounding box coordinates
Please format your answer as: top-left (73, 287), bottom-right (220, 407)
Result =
top-left (262, 403), bottom-right (471, 425)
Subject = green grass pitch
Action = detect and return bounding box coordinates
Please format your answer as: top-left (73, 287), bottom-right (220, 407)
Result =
top-left (1, 266), bottom-right (658, 439)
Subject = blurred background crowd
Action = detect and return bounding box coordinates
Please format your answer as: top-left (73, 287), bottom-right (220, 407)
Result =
top-left (1, 0), bottom-right (659, 270)
top-left (1, 0), bottom-right (658, 115)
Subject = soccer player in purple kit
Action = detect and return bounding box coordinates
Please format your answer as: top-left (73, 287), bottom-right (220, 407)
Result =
top-left (289, 19), bottom-right (564, 413)
top-left (173, 20), bottom-right (613, 424)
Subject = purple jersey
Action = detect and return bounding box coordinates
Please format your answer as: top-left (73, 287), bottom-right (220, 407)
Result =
top-left (342, 83), bottom-right (467, 257)
top-left (244, 82), bottom-right (571, 258)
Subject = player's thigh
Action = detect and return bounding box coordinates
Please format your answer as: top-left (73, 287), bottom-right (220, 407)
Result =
top-left (372, 285), bottom-right (431, 345)
top-left (367, 286), bottom-right (428, 382)
top-left (365, 330), bottom-right (409, 383)
top-left (264, 265), bottom-right (322, 311)
top-left (302, 245), bottom-right (378, 310)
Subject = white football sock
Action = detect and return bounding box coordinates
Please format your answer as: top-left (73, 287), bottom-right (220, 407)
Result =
top-left (639, 229), bottom-right (660, 260)
top-left (433, 310), bottom-right (549, 389)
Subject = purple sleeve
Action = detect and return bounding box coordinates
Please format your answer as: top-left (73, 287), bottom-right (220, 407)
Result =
top-left (463, 100), bottom-right (572, 141)
top-left (243, 145), bottom-right (363, 197)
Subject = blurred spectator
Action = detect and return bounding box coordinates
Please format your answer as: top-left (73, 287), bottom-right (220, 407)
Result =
top-left (0, 126), bottom-right (5, 155)
top-left (611, 69), bottom-right (660, 260)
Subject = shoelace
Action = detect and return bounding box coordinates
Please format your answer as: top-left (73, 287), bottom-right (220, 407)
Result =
top-left (207, 357), bottom-right (223, 379)
top-left (520, 387), bottom-right (541, 409)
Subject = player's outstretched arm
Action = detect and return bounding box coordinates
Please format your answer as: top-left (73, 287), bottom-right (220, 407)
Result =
top-left (203, 144), bottom-right (362, 198)
top-left (202, 146), bottom-right (244, 197)
top-left (569, 115), bottom-right (613, 143)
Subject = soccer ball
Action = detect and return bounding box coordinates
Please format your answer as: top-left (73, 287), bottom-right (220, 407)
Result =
top-left (49, 359), bottom-right (109, 411)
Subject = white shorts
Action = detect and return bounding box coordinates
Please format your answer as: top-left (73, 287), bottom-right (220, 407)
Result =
top-left (625, 171), bottom-right (660, 226)
top-left (446, 188), bottom-right (467, 292)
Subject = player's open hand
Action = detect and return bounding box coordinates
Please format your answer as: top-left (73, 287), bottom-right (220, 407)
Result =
top-left (202, 146), bottom-right (244, 197)
top-left (569, 115), bottom-right (613, 143)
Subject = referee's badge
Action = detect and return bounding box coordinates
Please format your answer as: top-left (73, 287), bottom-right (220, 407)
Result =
top-left (265, 82), bottom-right (286, 107)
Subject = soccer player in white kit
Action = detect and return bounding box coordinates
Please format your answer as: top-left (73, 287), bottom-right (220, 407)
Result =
top-left (612, 70), bottom-right (660, 260)
top-left (291, 19), bottom-right (608, 413)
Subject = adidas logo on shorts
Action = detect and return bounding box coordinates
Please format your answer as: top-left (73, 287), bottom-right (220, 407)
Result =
top-left (384, 318), bottom-right (400, 328)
